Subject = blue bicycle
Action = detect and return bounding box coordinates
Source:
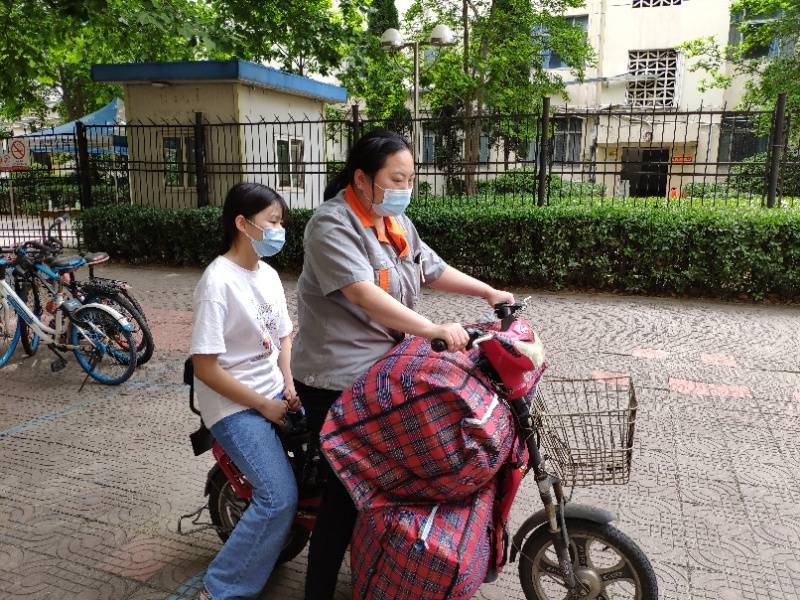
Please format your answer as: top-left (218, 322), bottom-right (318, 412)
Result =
top-left (0, 249), bottom-right (137, 385)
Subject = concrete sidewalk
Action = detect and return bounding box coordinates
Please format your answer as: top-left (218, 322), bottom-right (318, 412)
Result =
top-left (2, 262), bottom-right (800, 599)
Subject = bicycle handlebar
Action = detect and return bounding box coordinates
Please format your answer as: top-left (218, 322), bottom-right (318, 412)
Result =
top-left (431, 328), bottom-right (485, 353)
top-left (430, 302), bottom-right (524, 352)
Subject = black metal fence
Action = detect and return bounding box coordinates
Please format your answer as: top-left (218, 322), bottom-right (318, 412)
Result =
top-left (1, 94), bottom-right (796, 248)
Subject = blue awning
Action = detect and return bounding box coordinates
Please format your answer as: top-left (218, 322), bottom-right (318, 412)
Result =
top-left (22, 99), bottom-right (127, 155)
top-left (25, 98), bottom-right (123, 137)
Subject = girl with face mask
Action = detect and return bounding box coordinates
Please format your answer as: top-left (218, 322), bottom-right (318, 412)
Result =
top-left (191, 182), bottom-right (299, 600)
top-left (292, 130), bottom-right (516, 600)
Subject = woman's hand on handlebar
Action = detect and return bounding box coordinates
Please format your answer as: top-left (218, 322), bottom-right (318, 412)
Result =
top-left (427, 323), bottom-right (470, 352)
top-left (483, 288), bottom-right (515, 307)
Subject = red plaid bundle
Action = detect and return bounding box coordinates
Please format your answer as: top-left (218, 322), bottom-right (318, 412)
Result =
top-left (321, 335), bottom-right (515, 508)
top-left (351, 481), bottom-right (496, 600)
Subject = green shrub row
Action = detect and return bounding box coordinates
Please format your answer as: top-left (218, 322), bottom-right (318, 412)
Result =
top-left (78, 202), bottom-right (800, 300)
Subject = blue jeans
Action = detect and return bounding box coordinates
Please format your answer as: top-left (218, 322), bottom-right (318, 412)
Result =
top-left (205, 408), bottom-right (298, 600)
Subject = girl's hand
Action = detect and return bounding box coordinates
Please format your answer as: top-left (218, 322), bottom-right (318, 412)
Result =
top-left (260, 397), bottom-right (289, 425)
top-left (284, 383), bottom-right (301, 411)
top-left (484, 288), bottom-right (515, 307)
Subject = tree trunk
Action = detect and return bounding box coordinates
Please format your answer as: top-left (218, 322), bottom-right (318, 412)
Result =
top-left (59, 64), bottom-right (87, 122)
top-left (462, 0), bottom-right (495, 196)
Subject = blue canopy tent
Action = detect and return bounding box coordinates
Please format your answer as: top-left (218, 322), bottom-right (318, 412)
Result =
top-left (22, 98), bottom-right (127, 156)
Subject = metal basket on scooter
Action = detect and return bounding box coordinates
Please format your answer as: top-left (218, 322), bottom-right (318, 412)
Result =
top-left (530, 376), bottom-right (637, 487)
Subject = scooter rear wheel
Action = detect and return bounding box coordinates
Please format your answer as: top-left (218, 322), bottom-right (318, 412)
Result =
top-left (517, 518), bottom-right (658, 600)
top-left (207, 465), bottom-right (311, 564)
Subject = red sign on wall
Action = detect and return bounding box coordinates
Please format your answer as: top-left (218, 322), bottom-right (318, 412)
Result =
top-left (0, 138), bottom-right (31, 172)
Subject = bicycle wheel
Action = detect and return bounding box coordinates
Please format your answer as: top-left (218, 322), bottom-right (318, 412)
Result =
top-left (69, 305), bottom-right (137, 385)
top-left (84, 290), bottom-right (154, 366)
top-left (120, 288), bottom-right (148, 324)
top-left (0, 298), bottom-right (21, 367)
top-left (15, 277), bottom-right (42, 356)
top-left (206, 465), bottom-right (310, 563)
top-left (518, 518), bottom-right (658, 600)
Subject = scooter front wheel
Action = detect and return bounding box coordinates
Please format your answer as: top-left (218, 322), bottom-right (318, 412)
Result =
top-left (517, 518), bottom-right (658, 600)
top-left (206, 465), bottom-right (310, 563)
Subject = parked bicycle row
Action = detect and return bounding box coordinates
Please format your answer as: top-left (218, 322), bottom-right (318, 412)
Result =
top-left (0, 215), bottom-right (153, 386)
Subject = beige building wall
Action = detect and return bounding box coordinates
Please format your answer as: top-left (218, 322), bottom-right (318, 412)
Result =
top-left (556, 0), bottom-right (735, 109)
top-left (546, 0), bottom-right (751, 197)
top-left (123, 82), bottom-right (334, 209)
top-left (236, 85), bottom-right (326, 209)
top-left (125, 83), bottom-right (241, 208)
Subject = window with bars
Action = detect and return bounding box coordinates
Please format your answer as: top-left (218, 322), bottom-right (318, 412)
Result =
top-left (422, 127), bottom-right (438, 164)
top-left (163, 136), bottom-right (196, 188)
top-left (479, 133), bottom-right (490, 163)
top-left (276, 138), bottom-right (305, 188)
top-left (632, 0), bottom-right (682, 7)
top-left (552, 117), bottom-right (583, 163)
top-left (626, 49), bottom-right (678, 108)
top-left (718, 116), bottom-right (769, 163)
top-left (542, 15), bottom-right (589, 69)
top-left (728, 11), bottom-right (782, 59)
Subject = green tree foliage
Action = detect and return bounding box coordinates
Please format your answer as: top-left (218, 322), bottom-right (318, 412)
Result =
top-left (1, 0), bottom-right (222, 122)
top-left (337, 0), bottom-right (411, 123)
top-left (403, 0), bottom-right (594, 192)
top-left (1, 0), bottom-right (370, 123)
top-left (209, 0), bottom-right (369, 78)
top-left (682, 0), bottom-right (799, 115)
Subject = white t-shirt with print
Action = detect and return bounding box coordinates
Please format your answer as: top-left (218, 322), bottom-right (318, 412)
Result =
top-left (190, 256), bottom-right (293, 429)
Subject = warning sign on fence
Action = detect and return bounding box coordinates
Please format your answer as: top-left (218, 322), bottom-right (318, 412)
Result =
top-left (0, 138), bottom-right (31, 172)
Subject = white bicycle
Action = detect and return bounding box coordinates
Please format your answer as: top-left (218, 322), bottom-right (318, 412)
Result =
top-left (1, 248), bottom-right (137, 385)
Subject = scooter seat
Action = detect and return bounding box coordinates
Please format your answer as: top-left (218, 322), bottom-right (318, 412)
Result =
top-left (83, 251), bottom-right (110, 265)
top-left (47, 256), bottom-right (85, 271)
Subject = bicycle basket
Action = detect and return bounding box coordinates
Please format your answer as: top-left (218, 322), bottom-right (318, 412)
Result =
top-left (531, 377), bottom-right (637, 486)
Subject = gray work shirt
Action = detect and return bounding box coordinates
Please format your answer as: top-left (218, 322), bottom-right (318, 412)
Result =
top-left (291, 188), bottom-right (447, 391)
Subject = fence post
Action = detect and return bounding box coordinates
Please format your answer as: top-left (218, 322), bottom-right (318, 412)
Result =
top-left (194, 112), bottom-right (209, 207)
top-left (351, 104), bottom-right (361, 148)
top-left (536, 97), bottom-right (551, 206)
top-left (75, 121), bottom-right (92, 209)
top-left (767, 92), bottom-right (787, 208)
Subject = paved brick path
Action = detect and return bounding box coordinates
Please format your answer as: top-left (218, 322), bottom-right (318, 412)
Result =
top-left (2, 263), bottom-right (800, 599)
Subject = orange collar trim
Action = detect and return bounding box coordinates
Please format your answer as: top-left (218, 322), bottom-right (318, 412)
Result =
top-left (344, 185), bottom-right (410, 257)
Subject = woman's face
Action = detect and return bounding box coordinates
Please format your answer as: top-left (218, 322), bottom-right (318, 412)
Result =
top-left (356, 149), bottom-right (415, 204)
top-left (236, 203), bottom-right (284, 241)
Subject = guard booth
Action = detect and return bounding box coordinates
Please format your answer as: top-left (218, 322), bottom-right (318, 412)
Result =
top-left (91, 59), bottom-right (348, 209)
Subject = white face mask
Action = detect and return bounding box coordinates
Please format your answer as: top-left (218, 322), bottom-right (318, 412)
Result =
top-left (373, 183), bottom-right (412, 217)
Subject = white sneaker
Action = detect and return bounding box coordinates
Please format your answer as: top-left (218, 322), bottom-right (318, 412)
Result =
top-left (197, 589), bottom-right (212, 600)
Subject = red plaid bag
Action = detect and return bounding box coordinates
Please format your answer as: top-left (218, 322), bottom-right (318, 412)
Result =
top-left (351, 482), bottom-right (495, 600)
top-left (321, 335), bottom-right (514, 508)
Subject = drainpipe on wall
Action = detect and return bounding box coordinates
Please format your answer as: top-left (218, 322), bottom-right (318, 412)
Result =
top-left (596, 0), bottom-right (606, 106)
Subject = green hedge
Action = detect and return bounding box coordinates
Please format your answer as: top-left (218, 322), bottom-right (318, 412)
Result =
top-left (78, 202), bottom-right (800, 300)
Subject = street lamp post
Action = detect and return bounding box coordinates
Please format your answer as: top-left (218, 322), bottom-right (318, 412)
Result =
top-left (380, 25), bottom-right (456, 169)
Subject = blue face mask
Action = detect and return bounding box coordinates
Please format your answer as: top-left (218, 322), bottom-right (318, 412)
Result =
top-left (246, 220), bottom-right (286, 257)
top-left (373, 184), bottom-right (412, 217)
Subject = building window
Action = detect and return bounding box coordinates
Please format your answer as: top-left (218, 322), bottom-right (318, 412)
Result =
top-left (423, 129), bottom-right (489, 164)
top-left (541, 15), bottom-right (589, 69)
top-left (422, 127), bottom-right (437, 164)
top-left (479, 133), bottom-right (490, 163)
top-left (632, 0), bottom-right (682, 7)
top-left (163, 136), bottom-right (196, 188)
top-left (718, 115), bottom-right (769, 163)
top-left (552, 117), bottom-right (582, 163)
top-left (626, 49), bottom-right (678, 108)
top-left (276, 138), bottom-right (305, 188)
top-left (728, 11), bottom-right (781, 59)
